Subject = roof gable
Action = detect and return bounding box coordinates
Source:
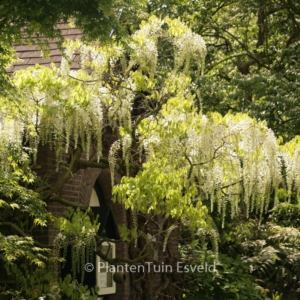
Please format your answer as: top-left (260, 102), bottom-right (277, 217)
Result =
top-left (8, 23), bottom-right (82, 73)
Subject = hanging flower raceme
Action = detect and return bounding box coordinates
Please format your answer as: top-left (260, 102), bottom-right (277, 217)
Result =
top-left (279, 136), bottom-right (300, 203)
top-left (117, 96), bottom-right (285, 228)
top-left (4, 15), bottom-right (300, 232)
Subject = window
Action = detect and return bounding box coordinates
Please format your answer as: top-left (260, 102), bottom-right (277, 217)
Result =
top-left (96, 242), bottom-right (116, 295)
top-left (89, 187), bottom-right (117, 296)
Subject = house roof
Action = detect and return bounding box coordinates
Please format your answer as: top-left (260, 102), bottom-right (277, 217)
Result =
top-left (8, 23), bottom-right (82, 73)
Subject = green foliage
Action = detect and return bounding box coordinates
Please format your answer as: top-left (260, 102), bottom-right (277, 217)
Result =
top-left (270, 203), bottom-right (300, 228)
top-left (0, 267), bottom-right (98, 300)
top-left (0, 235), bottom-right (49, 267)
top-left (145, 0), bottom-right (300, 140)
top-left (0, 0), bottom-right (141, 98)
top-left (0, 0), bottom-right (126, 45)
top-left (51, 274), bottom-right (99, 300)
top-left (0, 146), bottom-right (51, 283)
top-left (0, 177), bottom-right (49, 226)
top-left (180, 248), bottom-right (266, 300)
top-left (1, 263), bottom-right (53, 300)
top-left (0, 44), bottom-right (18, 95)
top-left (54, 208), bottom-right (99, 282)
top-left (0, 206), bottom-right (99, 299)
top-left (225, 220), bottom-right (300, 299)
top-left (272, 292), bottom-right (283, 300)
top-left (55, 207), bottom-right (99, 237)
top-left (113, 157), bottom-right (208, 228)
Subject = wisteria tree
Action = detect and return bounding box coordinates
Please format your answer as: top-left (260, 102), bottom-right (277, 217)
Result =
top-left (1, 16), bottom-right (300, 299)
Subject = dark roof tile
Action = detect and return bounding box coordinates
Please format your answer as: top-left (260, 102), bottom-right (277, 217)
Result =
top-left (66, 28), bottom-right (82, 35)
top-left (14, 45), bottom-right (38, 51)
top-left (14, 58), bottom-right (30, 65)
top-left (70, 61), bottom-right (81, 69)
top-left (50, 49), bottom-right (63, 56)
top-left (20, 50), bottom-right (42, 58)
top-left (28, 57), bottom-right (52, 64)
top-left (11, 65), bottom-right (30, 72)
top-left (9, 24), bottom-right (83, 74)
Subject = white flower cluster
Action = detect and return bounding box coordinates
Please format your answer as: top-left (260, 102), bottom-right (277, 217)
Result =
top-left (138, 17), bottom-right (165, 37)
top-left (174, 30), bottom-right (207, 73)
top-left (80, 44), bottom-right (90, 67)
top-left (141, 132), bottom-right (161, 161)
top-left (108, 78), bottom-right (136, 130)
top-left (280, 138), bottom-right (300, 203)
top-left (130, 38), bottom-right (158, 75)
top-left (141, 108), bottom-right (285, 225)
top-left (122, 134), bottom-right (132, 176)
top-left (61, 46), bottom-right (75, 76)
top-left (109, 140), bottom-right (121, 187)
top-left (129, 16), bottom-right (207, 77)
top-left (0, 114), bottom-right (23, 144)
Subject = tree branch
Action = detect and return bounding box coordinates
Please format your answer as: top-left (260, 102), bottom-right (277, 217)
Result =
top-left (0, 221), bottom-right (52, 248)
top-left (46, 194), bottom-right (89, 210)
top-left (78, 159), bottom-right (109, 169)
top-left (287, 0), bottom-right (300, 15)
top-left (52, 146), bottom-right (83, 194)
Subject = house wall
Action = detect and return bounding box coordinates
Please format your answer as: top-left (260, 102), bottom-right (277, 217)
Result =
top-left (10, 26), bottom-right (132, 299)
top-left (35, 146), bottom-right (130, 300)
top-left (10, 28), bottom-right (181, 299)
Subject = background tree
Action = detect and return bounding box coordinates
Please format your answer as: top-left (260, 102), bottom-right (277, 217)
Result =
top-left (124, 4), bottom-right (300, 297)
top-left (139, 0), bottom-right (300, 140)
